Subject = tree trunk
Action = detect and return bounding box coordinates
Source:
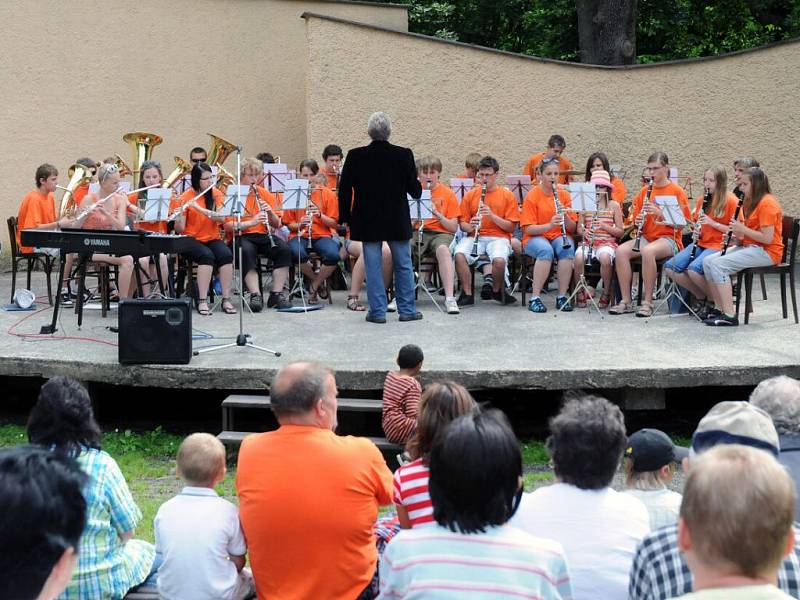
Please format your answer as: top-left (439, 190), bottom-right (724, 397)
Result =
top-left (576, 0), bottom-right (637, 65)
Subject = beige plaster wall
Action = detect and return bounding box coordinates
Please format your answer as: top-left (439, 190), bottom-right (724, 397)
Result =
top-left (0, 0), bottom-right (406, 251)
top-left (305, 16), bottom-right (800, 215)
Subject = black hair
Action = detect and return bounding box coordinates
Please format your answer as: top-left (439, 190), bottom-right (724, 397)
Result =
top-left (548, 134), bottom-right (566, 148)
top-left (190, 147), bottom-right (207, 158)
top-left (27, 376), bottom-right (102, 458)
top-left (430, 409), bottom-right (523, 534)
top-left (256, 152), bottom-right (275, 164)
top-left (546, 394), bottom-right (627, 490)
top-left (190, 162), bottom-right (215, 210)
top-left (478, 156), bottom-right (500, 173)
top-left (322, 144), bottom-right (343, 160)
top-left (0, 445), bottom-right (87, 600)
top-left (397, 344), bottom-right (424, 369)
top-left (584, 152), bottom-right (611, 182)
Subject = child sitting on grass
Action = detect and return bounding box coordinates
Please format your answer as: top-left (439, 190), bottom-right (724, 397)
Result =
top-left (382, 344), bottom-right (424, 445)
top-left (154, 433), bottom-right (255, 600)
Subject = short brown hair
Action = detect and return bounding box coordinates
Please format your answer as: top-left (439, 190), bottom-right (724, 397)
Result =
top-left (35, 164), bottom-right (58, 187)
top-left (418, 155), bottom-right (443, 174)
top-left (681, 444), bottom-right (795, 578)
top-left (464, 152), bottom-right (482, 171)
top-left (407, 381), bottom-right (476, 461)
top-left (176, 433), bottom-right (225, 485)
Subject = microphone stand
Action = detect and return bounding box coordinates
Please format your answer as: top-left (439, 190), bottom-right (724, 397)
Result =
top-left (194, 146), bottom-right (281, 357)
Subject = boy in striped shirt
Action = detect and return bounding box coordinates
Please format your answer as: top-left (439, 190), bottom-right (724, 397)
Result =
top-left (381, 345), bottom-right (423, 444)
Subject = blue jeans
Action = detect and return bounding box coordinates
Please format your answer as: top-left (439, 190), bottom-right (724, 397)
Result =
top-left (523, 236), bottom-right (575, 260)
top-left (288, 236), bottom-right (340, 266)
top-left (664, 244), bottom-right (715, 275)
top-left (364, 240), bottom-right (416, 318)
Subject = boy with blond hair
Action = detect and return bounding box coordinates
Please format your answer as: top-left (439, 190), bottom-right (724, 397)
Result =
top-left (155, 433), bottom-right (255, 600)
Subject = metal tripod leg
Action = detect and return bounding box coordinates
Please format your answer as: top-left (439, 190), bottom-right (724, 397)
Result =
top-left (647, 281), bottom-right (702, 322)
top-left (555, 275), bottom-right (603, 318)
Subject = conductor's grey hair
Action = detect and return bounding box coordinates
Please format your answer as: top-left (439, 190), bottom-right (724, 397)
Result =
top-left (750, 375), bottom-right (800, 434)
top-left (368, 112), bottom-right (392, 141)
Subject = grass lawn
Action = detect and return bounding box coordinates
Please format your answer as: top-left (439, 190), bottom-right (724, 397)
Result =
top-left (0, 424), bottom-right (554, 543)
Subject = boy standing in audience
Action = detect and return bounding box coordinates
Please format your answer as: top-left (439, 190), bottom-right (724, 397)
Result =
top-left (155, 433), bottom-right (255, 600)
top-left (382, 344), bottom-right (424, 445)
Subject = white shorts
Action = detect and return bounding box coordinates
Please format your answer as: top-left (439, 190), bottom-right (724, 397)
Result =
top-left (576, 244), bottom-right (615, 261)
top-left (454, 236), bottom-right (512, 265)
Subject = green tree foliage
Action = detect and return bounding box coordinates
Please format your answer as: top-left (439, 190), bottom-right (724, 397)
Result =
top-left (381, 0), bottom-right (800, 63)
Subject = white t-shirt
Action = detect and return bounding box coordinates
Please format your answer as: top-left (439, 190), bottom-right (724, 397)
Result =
top-left (511, 482), bottom-right (650, 600)
top-left (155, 486), bottom-right (247, 600)
top-left (625, 487), bottom-right (683, 530)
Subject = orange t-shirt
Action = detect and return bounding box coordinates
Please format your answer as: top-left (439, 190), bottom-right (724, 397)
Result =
top-left (697, 192), bottom-right (739, 251)
top-left (460, 186), bottom-right (519, 240)
top-left (522, 152), bottom-right (573, 184)
top-left (630, 181), bottom-right (691, 249)
top-left (611, 177), bottom-right (627, 203)
top-left (520, 186), bottom-right (574, 245)
top-left (322, 168), bottom-right (338, 191)
top-left (175, 187), bottom-right (225, 243)
top-left (414, 184), bottom-right (460, 234)
top-left (237, 425), bottom-right (393, 600)
top-left (228, 185), bottom-right (281, 237)
top-left (284, 186), bottom-right (338, 240)
top-left (128, 192), bottom-right (168, 234)
top-left (743, 194), bottom-right (783, 264)
top-left (17, 189), bottom-right (56, 253)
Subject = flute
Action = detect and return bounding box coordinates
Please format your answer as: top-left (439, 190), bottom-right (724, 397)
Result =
top-left (73, 184), bottom-right (154, 223)
top-left (631, 177), bottom-right (655, 253)
top-left (689, 188), bottom-right (712, 261)
top-left (720, 187), bottom-right (746, 256)
top-left (552, 180), bottom-right (571, 250)
top-left (167, 188), bottom-right (220, 223)
top-left (470, 183), bottom-right (488, 258)
top-left (252, 181), bottom-right (277, 248)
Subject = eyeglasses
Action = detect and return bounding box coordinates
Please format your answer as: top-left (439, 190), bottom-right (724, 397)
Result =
top-left (191, 157), bottom-right (206, 163)
top-left (105, 164), bottom-right (119, 174)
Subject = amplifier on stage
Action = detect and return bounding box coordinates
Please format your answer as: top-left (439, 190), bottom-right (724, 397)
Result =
top-left (118, 299), bottom-right (192, 365)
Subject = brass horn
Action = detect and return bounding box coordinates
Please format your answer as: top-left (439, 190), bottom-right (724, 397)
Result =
top-left (206, 133), bottom-right (237, 168)
top-left (59, 163), bottom-right (94, 218)
top-left (214, 163), bottom-right (235, 191)
top-left (113, 154), bottom-right (133, 178)
top-left (163, 156), bottom-right (192, 189)
top-left (123, 131), bottom-right (163, 175)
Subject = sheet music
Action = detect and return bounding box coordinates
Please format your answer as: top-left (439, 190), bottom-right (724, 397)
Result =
top-left (408, 189), bottom-right (433, 220)
top-left (669, 167), bottom-right (679, 185)
top-left (568, 182), bottom-right (597, 212)
top-left (655, 195), bottom-right (686, 226)
top-left (264, 163), bottom-right (288, 174)
top-left (265, 169), bottom-right (291, 193)
top-left (219, 185), bottom-right (249, 217)
top-left (282, 179), bottom-right (309, 210)
top-left (141, 188), bottom-right (172, 222)
top-left (449, 178), bottom-right (474, 203)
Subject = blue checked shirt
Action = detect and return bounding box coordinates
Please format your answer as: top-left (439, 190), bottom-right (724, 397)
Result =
top-left (629, 523), bottom-right (800, 599)
top-left (60, 447), bottom-right (155, 600)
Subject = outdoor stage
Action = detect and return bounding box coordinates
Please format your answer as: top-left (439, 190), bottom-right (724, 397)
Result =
top-left (0, 270), bottom-right (797, 404)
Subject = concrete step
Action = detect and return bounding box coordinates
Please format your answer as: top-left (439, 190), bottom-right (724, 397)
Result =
top-left (217, 430), bottom-right (402, 452)
top-left (223, 394), bottom-right (383, 412)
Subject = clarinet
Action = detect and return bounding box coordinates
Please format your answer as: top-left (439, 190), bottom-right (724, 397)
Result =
top-left (631, 177), bottom-right (655, 253)
top-left (552, 180), bottom-right (571, 250)
top-left (252, 182), bottom-right (277, 248)
top-left (689, 188), bottom-right (713, 261)
top-left (585, 205), bottom-right (599, 268)
top-left (470, 183), bottom-right (488, 258)
top-left (721, 187), bottom-right (746, 256)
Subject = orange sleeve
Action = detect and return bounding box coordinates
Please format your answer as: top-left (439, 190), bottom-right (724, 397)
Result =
top-left (520, 191), bottom-right (537, 229)
top-left (502, 189), bottom-right (520, 223)
top-left (677, 187), bottom-right (691, 221)
top-left (442, 187), bottom-right (460, 219)
top-left (460, 189), bottom-right (478, 223)
top-left (323, 187), bottom-right (339, 222)
top-left (611, 177), bottom-right (626, 203)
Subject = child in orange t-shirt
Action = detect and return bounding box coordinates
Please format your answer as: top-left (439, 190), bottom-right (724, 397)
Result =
top-left (453, 156), bottom-right (519, 306)
top-left (17, 163), bottom-right (66, 256)
top-left (320, 144), bottom-right (343, 191)
top-left (521, 159), bottom-right (577, 313)
top-left (702, 167), bottom-right (783, 326)
top-left (455, 152), bottom-right (482, 180)
top-left (522, 134), bottom-right (573, 185)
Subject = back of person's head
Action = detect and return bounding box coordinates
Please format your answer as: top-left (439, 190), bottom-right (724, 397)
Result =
top-left (75, 157), bottom-right (97, 171)
top-left (367, 112), bottom-right (392, 141)
top-left (546, 394), bottom-right (626, 490)
top-left (0, 445), bottom-right (87, 600)
top-left (680, 444), bottom-right (795, 579)
top-left (407, 381), bottom-right (476, 461)
top-left (691, 400), bottom-right (779, 458)
top-left (397, 344), bottom-right (424, 369)
top-left (624, 428), bottom-right (688, 490)
top-left (255, 152), bottom-right (275, 164)
top-left (548, 134), bottom-right (566, 148)
top-left (430, 408), bottom-right (522, 534)
top-left (733, 156), bottom-right (760, 169)
top-left (270, 361), bottom-right (333, 417)
top-left (750, 376), bottom-right (800, 435)
top-left (464, 152), bottom-right (482, 170)
top-left (27, 376), bottom-right (102, 458)
top-left (177, 433), bottom-right (226, 486)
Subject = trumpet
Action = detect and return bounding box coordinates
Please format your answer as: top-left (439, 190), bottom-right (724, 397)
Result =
top-left (552, 180), bottom-right (571, 250)
top-left (252, 179), bottom-right (277, 248)
top-left (631, 177), bottom-right (655, 253)
top-left (470, 183), bottom-right (488, 258)
top-left (721, 187), bottom-right (746, 256)
top-left (689, 188), bottom-right (713, 261)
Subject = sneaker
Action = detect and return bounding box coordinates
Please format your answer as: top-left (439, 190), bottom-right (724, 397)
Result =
top-left (445, 297), bottom-right (460, 314)
top-left (267, 292), bottom-right (292, 309)
top-left (59, 289), bottom-right (74, 307)
top-left (492, 288), bottom-right (517, 305)
top-left (705, 313), bottom-right (739, 326)
top-left (556, 295), bottom-right (573, 312)
top-left (248, 294), bottom-right (264, 313)
top-left (528, 296), bottom-right (547, 313)
top-left (697, 304), bottom-right (717, 320)
top-left (456, 292), bottom-right (474, 306)
top-left (387, 298), bottom-right (397, 312)
top-left (480, 275), bottom-right (494, 300)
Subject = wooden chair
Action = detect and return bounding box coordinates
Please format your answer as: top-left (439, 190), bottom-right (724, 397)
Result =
top-left (735, 216), bottom-right (799, 324)
top-left (7, 216), bottom-right (55, 305)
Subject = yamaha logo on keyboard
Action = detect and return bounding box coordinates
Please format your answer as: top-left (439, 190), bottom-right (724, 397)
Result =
top-left (84, 238), bottom-right (111, 247)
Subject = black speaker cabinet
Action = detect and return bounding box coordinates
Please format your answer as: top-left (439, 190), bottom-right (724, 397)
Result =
top-left (118, 299), bottom-right (192, 365)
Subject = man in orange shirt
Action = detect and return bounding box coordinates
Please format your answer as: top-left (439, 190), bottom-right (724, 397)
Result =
top-left (236, 361), bottom-right (393, 600)
top-left (453, 156), bottom-right (519, 306)
top-left (321, 144), bottom-right (343, 191)
top-left (522, 134), bottom-right (573, 185)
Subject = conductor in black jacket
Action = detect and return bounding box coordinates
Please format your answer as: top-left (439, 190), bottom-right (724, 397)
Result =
top-left (338, 112), bottom-right (423, 323)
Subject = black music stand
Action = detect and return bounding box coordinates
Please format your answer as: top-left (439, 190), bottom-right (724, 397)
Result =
top-left (193, 148), bottom-right (281, 358)
top-left (409, 192), bottom-right (443, 313)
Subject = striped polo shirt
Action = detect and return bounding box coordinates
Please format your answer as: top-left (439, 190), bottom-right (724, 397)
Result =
top-left (393, 458), bottom-right (433, 528)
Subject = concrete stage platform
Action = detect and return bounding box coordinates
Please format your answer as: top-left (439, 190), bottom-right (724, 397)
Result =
top-left (0, 270), bottom-right (797, 399)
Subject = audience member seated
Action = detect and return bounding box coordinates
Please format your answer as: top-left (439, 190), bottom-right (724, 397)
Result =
top-left (676, 444), bottom-right (796, 599)
top-left (393, 381), bottom-right (477, 529)
top-left (26, 376), bottom-right (156, 599)
top-left (382, 344), bottom-right (424, 445)
top-left (629, 401), bottom-right (800, 600)
top-left (624, 428), bottom-right (686, 530)
top-left (379, 409), bottom-right (572, 599)
top-left (154, 433), bottom-right (255, 600)
top-left (749, 375), bottom-right (800, 517)
top-left (511, 394), bottom-right (650, 599)
top-left (236, 361), bottom-right (393, 600)
top-left (0, 445), bottom-right (87, 600)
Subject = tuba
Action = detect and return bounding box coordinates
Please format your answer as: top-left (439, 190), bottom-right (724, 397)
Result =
top-left (113, 154), bottom-right (133, 178)
top-left (123, 131), bottom-right (163, 175)
top-left (163, 156), bottom-right (192, 189)
top-left (206, 133), bottom-right (237, 168)
top-left (58, 163), bottom-right (95, 218)
top-left (214, 163), bottom-right (235, 191)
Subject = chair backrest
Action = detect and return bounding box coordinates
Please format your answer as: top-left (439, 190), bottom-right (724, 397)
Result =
top-left (6, 216), bottom-right (20, 258)
top-left (783, 215), bottom-right (799, 267)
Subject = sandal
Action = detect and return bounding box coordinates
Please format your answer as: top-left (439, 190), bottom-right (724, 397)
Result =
top-left (598, 293), bottom-right (612, 309)
top-left (635, 301), bottom-right (654, 318)
top-left (347, 295), bottom-right (366, 311)
top-left (608, 301), bottom-right (633, 315)
top-left (221, 297), bottom-right (237, 314)
top-left (197, 297), bottom-right (211, 316)
top-left (575, 290), bottom-right (587, 308)
top-left (306, 286), bottom-right (319, 305)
